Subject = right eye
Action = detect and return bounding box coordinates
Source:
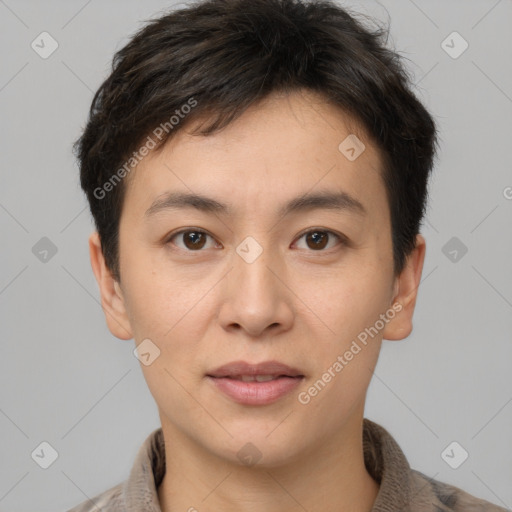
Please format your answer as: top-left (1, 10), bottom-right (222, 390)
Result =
top-left (166, 229), bottom-right (221, 251)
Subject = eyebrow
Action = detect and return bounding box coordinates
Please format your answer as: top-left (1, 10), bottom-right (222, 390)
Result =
top-left (144, 190), bottom-right (366, 219)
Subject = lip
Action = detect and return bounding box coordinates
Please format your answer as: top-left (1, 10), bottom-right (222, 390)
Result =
top-left (206, 360), bottom-right (305, 406)
top-left (207, 360), bottom-right (304, 378)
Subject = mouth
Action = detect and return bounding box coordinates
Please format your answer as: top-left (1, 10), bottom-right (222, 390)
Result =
top-left (206, 360), bottom-right (305, 405)
top-left (217, 374), bottom-right (297, 382)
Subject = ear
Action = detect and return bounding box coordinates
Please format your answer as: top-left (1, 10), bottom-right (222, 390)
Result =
top-left (88, 231), bottom-right (133, 340)
top-left (382, 233), bottom-right (426, 341)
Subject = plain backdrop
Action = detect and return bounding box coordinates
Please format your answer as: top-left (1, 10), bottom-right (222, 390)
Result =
top-left (0, 0), bottom-right (511, 510)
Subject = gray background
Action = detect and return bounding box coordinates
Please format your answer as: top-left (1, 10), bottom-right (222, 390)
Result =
top-left (0, 0), bottom-right (511, 510)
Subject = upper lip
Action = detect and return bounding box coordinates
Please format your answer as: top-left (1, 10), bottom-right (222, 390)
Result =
top-left (207, 360), bottom-right (304, 378)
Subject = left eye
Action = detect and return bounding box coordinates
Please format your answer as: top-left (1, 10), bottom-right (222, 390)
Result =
top-left (294, 230), bottom-right (343, 251)
top-left (168, 229), bottom-right (218, 251)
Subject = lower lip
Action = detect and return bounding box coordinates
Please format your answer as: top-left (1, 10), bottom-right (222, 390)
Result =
top-left (207, 376), bottom-right (303, 405)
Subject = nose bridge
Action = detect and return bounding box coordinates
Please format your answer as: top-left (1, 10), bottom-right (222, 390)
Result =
top-left (233, 236), bottom-right (280, 305)
top-left (217, 235), bottom-right (293, 335)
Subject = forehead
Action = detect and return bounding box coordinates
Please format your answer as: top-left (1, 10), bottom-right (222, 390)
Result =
top-left (121, 90), bottom-right (386, 221)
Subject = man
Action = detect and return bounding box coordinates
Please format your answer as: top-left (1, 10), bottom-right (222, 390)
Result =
top-left (69, 0), bottom-right (507, 510)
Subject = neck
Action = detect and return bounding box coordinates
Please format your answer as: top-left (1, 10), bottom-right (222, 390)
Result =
top-left (157, 415), bottom-right (380, 512)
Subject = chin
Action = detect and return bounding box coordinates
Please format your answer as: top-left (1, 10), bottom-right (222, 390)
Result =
top-left (208, 427), bottom-right (308, 469)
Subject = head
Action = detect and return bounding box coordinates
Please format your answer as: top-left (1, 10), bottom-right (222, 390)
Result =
top-left (77, 0), bottom-right (437, 467)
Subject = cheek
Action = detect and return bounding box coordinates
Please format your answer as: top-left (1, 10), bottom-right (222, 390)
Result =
top-left (124, 276), bottom-right (216, 400)
top-left (135, 318), bottom-right (209, 418)
top-left (120, 252), bottom-right (208, 342)
top-left (297, 264), bottom-right (389, 405)
top-left (302, 266), bottom-right (391, 343)
top-left (297, 335), bottom-right (381, 441)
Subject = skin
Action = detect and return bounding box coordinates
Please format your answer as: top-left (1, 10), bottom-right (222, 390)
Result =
top-left (89, 89), bottom-right (426, 512)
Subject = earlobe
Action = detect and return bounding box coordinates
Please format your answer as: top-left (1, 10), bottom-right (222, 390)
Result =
top-left (382, 234), bottom-right (426, 341)
top-left (88, 231), bottom-right (133, 340)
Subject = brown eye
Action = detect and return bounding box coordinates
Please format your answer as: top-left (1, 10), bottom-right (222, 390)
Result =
top-left (168, 230), bottom-right (217, 251)
top-left (295, 230), bottom-right (343, 251)
top-left (306, 231), bottom-right (328, 250)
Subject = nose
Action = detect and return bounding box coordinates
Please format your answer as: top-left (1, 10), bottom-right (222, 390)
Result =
top-left (217, 244), bottom-right (294, 338)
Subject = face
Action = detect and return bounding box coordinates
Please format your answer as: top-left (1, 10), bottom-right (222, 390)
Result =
top-left (90, 89), bottom-right (425, 467)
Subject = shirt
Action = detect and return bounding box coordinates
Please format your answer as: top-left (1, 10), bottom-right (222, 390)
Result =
top-left (67, 418), bottom-right (508, 511)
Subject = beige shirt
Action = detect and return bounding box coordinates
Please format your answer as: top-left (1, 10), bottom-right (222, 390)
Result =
top-left (67, 418), bottom-right (508, 511)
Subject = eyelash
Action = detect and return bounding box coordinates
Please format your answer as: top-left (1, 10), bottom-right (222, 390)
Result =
top-left (165, 228), bottom-right (347, 253)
